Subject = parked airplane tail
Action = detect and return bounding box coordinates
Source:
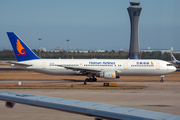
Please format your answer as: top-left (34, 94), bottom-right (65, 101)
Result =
top-left (7, 32), bottom-right (40, 62)
top-left (170, 53), bottom-right (177, 62)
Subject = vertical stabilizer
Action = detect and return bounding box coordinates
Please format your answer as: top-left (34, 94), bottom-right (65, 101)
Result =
top-left (170, 53), bottom-right (177, 62)
top-left (7, 32), bottom-right (40, 62)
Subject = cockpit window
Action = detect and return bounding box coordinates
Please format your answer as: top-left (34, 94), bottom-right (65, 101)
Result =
top-left (167, 64), bottom-right (172, 66)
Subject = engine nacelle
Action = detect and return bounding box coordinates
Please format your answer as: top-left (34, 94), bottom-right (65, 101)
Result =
top-left (5, 102), bottom-right (15, 108)
top-left (99, 71), bottom-right (116, 79)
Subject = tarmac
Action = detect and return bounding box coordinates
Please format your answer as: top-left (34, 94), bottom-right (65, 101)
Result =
top-left (0, 81), bottom-right (180, 120)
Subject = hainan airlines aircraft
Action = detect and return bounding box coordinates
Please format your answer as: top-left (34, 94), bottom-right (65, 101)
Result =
top-left (7, 32), bottom-right (176, 82)
top-left (170, 53), bottom-right (180, 67)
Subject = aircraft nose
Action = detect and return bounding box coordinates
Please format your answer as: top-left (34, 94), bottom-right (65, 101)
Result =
top-left (170, 66), bottom-right (176, 72)
top-left (173, 66), bottom-right (177, 71)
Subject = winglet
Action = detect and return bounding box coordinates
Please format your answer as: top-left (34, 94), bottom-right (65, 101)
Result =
top-left (7, 32), bottom-right (40, 62)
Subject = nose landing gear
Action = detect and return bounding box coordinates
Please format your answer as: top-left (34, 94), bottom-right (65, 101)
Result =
top-left (160, 75), bottom-right (164, 83)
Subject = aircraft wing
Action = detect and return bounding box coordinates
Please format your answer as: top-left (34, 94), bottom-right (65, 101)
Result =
top-left (57, 65), bottom-right (102, 74)
top-left (0, 91), bottom-right (180, 120)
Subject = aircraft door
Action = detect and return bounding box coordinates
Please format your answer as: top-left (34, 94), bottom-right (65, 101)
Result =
top-left (123, 62), bottom-right (128, 69)
top-left (42, 62), bottom-right (46, 69)
top-left (79, 63), bottom-right (83, 67)
top-left (156, 63), bottom-right (160, 70)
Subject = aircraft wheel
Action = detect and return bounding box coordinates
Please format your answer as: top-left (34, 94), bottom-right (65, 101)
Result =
top-left (84, 81), bottom-right (87, 85)
top-left (85, 78), bottom-right (89, 82)
top-left (160, 79), bottom-right (164, 83)
top-left (89, 78), bottom-right (93, 82)
top-left (160, 77), bottom-right (164, 83)
top-left (160, 75), bottom-right (164, 83)
top-left (93, 78), bottom-right (97, 82)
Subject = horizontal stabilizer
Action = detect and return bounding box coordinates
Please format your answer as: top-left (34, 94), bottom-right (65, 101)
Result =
top-left (7, 62), bottom-right (32, 67)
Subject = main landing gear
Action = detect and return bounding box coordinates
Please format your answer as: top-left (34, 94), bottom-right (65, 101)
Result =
top-left (84, 77), bottom-right (97, 85)
top-left (160, 75), bottom-right (164, 83)
top-left (85, 74), bottom-right (97, 82)
top-left (85, 77), bottom-right (97, 82)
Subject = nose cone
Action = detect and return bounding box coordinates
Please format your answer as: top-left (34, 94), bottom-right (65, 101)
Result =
top-left (169, 66), bottom-right (176, 73)
top-left (173, 66), bottom-right (177, 72)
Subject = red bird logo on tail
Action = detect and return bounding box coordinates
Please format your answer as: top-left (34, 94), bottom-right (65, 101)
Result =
top-left (16, 39), bottom-right (26, 55)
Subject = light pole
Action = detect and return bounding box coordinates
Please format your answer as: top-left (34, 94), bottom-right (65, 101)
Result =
top-left (66, 39), bottom-right (70, 59)
top-left (38, 38), bottom-right (42, 58)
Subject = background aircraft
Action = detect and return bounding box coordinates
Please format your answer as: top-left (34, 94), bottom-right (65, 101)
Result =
top-left (7, 32), bottom-right (176, 82)
top-left (170, 53), bottom-right (180, 67)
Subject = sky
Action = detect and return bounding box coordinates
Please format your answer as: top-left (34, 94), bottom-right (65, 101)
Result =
top-left (0, 0), bottom-right (180, 51)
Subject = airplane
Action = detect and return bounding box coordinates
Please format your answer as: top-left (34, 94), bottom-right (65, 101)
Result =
top-left (170, 53), bottom-right (180, 67)
top-left (7, 32), bottom-right (176, 83)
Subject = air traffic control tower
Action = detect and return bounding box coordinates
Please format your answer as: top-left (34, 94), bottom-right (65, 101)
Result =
top-left (127, 2), bottom-right (142, 59)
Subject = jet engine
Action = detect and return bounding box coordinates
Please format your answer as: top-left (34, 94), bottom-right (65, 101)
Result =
top-left (5, 102), bottom-right (15, 108)
top-left (98, 71), bottom-right (116, 79)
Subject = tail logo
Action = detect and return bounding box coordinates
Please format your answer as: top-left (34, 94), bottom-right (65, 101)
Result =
top-left (171, 57), bottom-right (174, 61)
top-left (111, 73), bottom-right (114, 77)
top-left (16, 39), bottom-right (26, 55)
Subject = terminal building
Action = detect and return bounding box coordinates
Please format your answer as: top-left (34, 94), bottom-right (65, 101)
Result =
top-left (141, 47), bottom-right (180, 54)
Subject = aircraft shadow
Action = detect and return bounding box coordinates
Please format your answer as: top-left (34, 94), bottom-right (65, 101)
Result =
top-left (62, 79), bottom-right (118, 83)
top-left (62, 79), bottom-right (84, 82)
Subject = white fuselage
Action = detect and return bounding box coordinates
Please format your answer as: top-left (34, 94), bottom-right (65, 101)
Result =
top-left (14, 59), bottom-right (176, 77)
